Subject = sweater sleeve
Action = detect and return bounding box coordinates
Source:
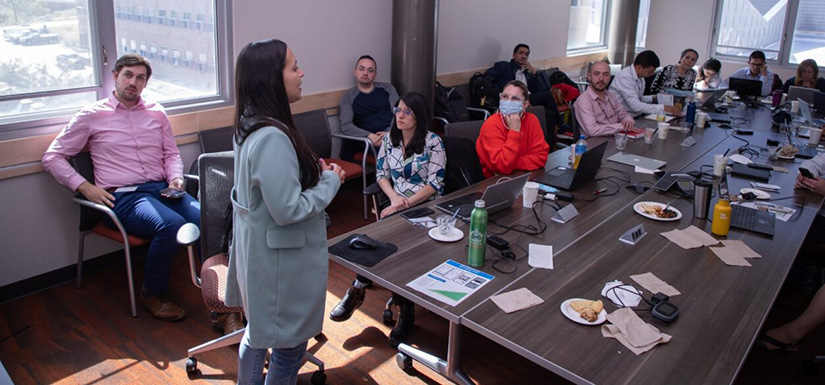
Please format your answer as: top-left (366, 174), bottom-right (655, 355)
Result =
top-left (515, 114), bottom-right (549, 170)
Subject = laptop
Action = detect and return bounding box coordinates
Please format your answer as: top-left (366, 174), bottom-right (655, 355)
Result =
top-left (533, 142), bottom-right (607, 190)
top-left (700, 89), bottom-right (727, 110)
top-left (799, 99), bottom-right (825, 126)
top-left (788, 85), bottom-right (816, 105)
top-left (718, 173), bottom-right (775, 236)
top-left (780, 118), bottom-right (818, 159)
top-left (607, 152), bottom-right (667, 170)
top-left (435, 173), bottom-right (530, 220)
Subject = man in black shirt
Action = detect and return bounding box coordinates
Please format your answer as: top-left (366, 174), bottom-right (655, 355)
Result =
top-left (338, 55), bottom-right (399, 161)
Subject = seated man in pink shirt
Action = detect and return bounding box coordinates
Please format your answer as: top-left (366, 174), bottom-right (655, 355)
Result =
top-left (42, 54), bottom-right (206, 324)
top-left (574, 60), bottom-right (635, 137)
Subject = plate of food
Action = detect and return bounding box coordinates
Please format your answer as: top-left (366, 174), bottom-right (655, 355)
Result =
top-left (740, 188), bottom-right (771, 200)
top-left (561, 298), bottom-right (606, 325)
top-left (777, 144), bottom-right (798, 160)
top-left (633, 202), bottom-right (682, 221)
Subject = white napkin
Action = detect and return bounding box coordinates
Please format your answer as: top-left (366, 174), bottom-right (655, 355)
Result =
top-left (528, 243), bottom-right (554, 269)
top-left (601, 280), bottom-right (642, 307)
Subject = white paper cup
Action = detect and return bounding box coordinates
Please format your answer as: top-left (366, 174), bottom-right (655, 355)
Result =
top-left (522, 181), bottom-right (539, 208)
top-left (696, 112), bottom-right (708, 128)
top-left (644, 127), bottom-right (656, 144)
top-left (713, 155), bottom-right (728, 177)
top-left (791, 100), bottom-right (800, 114)
top-left (657, 122), bottom-right (669, 139)
top-left (809, 128), bottom-right (823, 146)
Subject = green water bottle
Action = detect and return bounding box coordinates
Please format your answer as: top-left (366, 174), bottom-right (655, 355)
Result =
top-left (468, 200), bottom-right (487, 268)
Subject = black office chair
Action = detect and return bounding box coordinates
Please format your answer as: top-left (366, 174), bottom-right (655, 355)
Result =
top-left (187, 126), bottom-right (235, 198)
top-left (177, 151), bottom-right (326, 384)
top-left (71, 152), bottom-right (147, 318)
top-left (556, 104), bottom-right (581, 150)
top-left (444, 119), bottom-right (484, 144)
top-left (526, 105), bottom-right (550, 149)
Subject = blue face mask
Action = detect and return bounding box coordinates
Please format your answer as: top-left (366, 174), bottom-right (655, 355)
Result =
top-left (499, 100), bottom-right (523, 115)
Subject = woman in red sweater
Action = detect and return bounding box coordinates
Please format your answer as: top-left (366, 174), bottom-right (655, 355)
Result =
top-left (476, 80), bottom-right (550, 178)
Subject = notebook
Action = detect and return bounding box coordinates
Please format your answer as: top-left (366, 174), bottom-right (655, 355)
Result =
top-left (606, 152), bottom-right (667, 170)
top-left (533, 141), bottom-right (607, 190)
top-left (435, 173), bottom-right (530, 221)
top-left (618, 127), bottom-right (645, 139)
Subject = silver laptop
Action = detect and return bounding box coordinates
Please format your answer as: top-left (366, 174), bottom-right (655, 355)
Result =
top-left (435, 173), bottom-right (530, 220)
top-left (607, 152), bottom-right (667, 170)
top-left (700, 89), bottom-right (727, 110)
top-left (799, 99), bottom-right (825, 126)
top-left (788, 86), bottom-right (816, 105)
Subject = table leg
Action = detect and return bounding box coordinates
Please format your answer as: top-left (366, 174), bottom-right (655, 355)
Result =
top-left (397, 321), bottom-right (475, 385)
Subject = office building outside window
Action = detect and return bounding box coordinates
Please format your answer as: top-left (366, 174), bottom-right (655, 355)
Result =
top-left (0, 0), bottom-right (231, 133)
top-left (568, 0), bottom-right (610, 53)
top-left (635, 0), bottom-right (651, 50)
top-left (713, 0), bottom-right (825, 65)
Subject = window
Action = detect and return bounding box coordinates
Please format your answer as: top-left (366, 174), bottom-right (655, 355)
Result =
top-left (182, 12), bottom-right (191, 29)
top-left (635, 0), bottom-right (651, 50)
top-left (568, 0), bottom-right (610, 53)
top-left (0, 0), bottom-right (232, 132)
top-left (712, 0), bottom-right (825, 65)
top-left (169, 11), bottom-right (177, 27)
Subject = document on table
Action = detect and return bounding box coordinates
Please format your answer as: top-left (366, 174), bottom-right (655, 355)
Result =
top-left (407, 259), bottom-right (495, 307)
top-left (735, 201), bottom-right (796, 222)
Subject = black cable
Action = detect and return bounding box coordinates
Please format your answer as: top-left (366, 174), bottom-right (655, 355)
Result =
top-left (603, 285), bottom-right (653, 312)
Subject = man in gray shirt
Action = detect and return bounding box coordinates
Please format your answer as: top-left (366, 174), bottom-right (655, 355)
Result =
top-left (338, 55), bottom-right (399, 161)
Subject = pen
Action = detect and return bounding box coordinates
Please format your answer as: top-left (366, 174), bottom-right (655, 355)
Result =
top-left (593, 188), bottom-right (608, 195)
top-left (723, 148), bottom-right (730, 157)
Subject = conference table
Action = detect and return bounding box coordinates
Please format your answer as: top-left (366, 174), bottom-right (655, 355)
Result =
top-left (327, 105), bottom-right (824, 384)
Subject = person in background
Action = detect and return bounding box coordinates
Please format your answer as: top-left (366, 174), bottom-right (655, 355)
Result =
top-left (476, 80), bottom-right (549, 178)
top-left (331, 92), bottom-right (446, 347)
top-left (227, 38), bottom-right (345, 385)
top-left (724, 50), bottom-right (775, 97)
top-left (610, 50), bottom-right (682, 117)
top-left (42, 54), bottom-right (202, 323)
top-left (575, 60), bottom-right (635, 137)
top-left (338, 55), bottom-right (399, 161)
top-left (649, 48), bottom-right (699, 94)
top-left (782, 59), bottom-right (825, 93)
top-left (485, 43), bottom-right (568, 140)
top-left (695, 58), bottom-right (723, 89)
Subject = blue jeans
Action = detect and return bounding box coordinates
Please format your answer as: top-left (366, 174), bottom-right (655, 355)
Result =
top-left (109, 181), bottom-right (200, 295)
top-left (237, 328), bottom-right (307, 385)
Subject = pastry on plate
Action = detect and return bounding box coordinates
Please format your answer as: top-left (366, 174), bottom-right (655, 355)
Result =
top-left (569, 299), bottom-right (604, 322)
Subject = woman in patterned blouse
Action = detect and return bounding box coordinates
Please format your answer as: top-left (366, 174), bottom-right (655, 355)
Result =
top-left (375, 92), bottom-right (446, 218)
top-left (650, 48), bottom-right (699, 94)
top-left (329, 92), bottom-right (445, 347)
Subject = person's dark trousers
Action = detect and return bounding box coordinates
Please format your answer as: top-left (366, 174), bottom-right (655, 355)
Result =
top-left (109, 181), bottom-right (201, 295)
top-left (529, 90), bottom-right (562, 148)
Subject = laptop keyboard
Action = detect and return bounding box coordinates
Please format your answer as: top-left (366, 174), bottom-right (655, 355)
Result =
top-left (547, 170), bottom-right (575, 189)
top-left (730, 205), bottom-right (775, 236)
top-left (796, 145), bottom-right (818, 159)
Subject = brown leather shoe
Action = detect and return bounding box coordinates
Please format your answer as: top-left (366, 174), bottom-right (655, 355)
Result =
top-left (217, 312), bottom-right (244, 334)
top-left (140, 293), bottom-right (186, 321)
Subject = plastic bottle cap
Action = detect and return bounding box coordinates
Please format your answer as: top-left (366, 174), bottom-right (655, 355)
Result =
top-left (474, 199), bottom-right (485, 208)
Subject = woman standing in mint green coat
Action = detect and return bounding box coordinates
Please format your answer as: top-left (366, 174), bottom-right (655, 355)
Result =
top-left (226, 39), bottom-right (345, 385)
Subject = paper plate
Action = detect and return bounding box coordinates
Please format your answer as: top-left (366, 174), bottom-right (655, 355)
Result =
top-left (633, 202), bottom-right (682, 222)
top-left (740, 188), bottom-right (771, 200)
top-left (560, 298), bottom-right (607, 326)
top-left (428, 227), bottom-right (464, 242)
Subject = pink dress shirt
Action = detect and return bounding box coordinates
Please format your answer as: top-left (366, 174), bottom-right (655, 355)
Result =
top-left (42, 93), bottom-right (182, 191)
top-left (574, 86), bottom-right (633, 137)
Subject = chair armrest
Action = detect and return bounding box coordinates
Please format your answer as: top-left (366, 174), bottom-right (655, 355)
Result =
top-left (183, 174), bottom-right (199, 183)
top-left (364, 182), bottom-right (382, 195)
top-left (332, 133), bottom-right (377, 174)
top-left (433, 116), bottom-right (449, 126)
top-left (466, 107), bottom-right (490, 120)
top-left (331, 133), bottom-right (370, 144)
top-left (176, 222), bottom-right (202, 289)
top-left (73, 196), bottom-right (134, 247)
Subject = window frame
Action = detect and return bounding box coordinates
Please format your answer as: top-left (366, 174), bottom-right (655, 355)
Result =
top-left (0, 0), bottom-right (233, 138)
top-left (710, 0), bottom-right (818, 67)
top-left (567, 0), bottom-right (613, 56)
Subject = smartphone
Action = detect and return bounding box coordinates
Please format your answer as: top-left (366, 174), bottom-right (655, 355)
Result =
top-left (799, 167), bottom-right (815, 179)
top-left (400, 207), bottom-right (434, 220)
top-left (160, 187), bottom-right (186, 199)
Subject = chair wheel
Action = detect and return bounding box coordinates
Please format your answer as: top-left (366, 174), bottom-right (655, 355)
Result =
top-left (396, 352), bottom-right (413, 371)
top-left (310, 370), bottom-right (327, 385)
top-left (383, 309), bottom-right (394, 326)
top-left (185, 357), bottom-right (199, 378)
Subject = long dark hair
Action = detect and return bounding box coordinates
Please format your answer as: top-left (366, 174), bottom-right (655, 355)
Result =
top-left (234, 39), bottom-right (320, 190)
top-left (389, 92), bottom-right (431, 158)
top-left (697, 58), bottom-right (721, 83)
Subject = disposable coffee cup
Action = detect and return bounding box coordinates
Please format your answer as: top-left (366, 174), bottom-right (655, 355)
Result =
top-left (696, 112), bottom-right (708, 128)
top-left (791, 100), bottom-right (800, 114)
top-left (657, 122), bottom-right (669, 139)
top-left (644, 127), bottom-right (656, 144)
top-left (522, 181), bottom-right (539, 208)
top-left (713, 155), bottom-right (728, 177)
top-left (809, 128), bottom-right (823, 146)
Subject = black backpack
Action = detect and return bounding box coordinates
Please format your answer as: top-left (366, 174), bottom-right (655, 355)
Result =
top-left (433, 81), bottom-right (470, 123)
top-left (469, 72), bottom-right (500, 112)
top-left (548, 70), bottom-right (578, 89)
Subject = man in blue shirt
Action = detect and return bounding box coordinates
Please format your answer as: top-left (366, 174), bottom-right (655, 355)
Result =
top-left (724, 50), bottom-right (776, 97)
top-left (338, 55), bottom-right (399, 161)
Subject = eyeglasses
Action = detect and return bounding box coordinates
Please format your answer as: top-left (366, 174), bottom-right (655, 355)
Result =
top-left (499, 93), bottom-right (525, 102)
top-left (392, 106), bottom-right (413, 116)
top-left (748, 62), bottom-right (765, 67)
